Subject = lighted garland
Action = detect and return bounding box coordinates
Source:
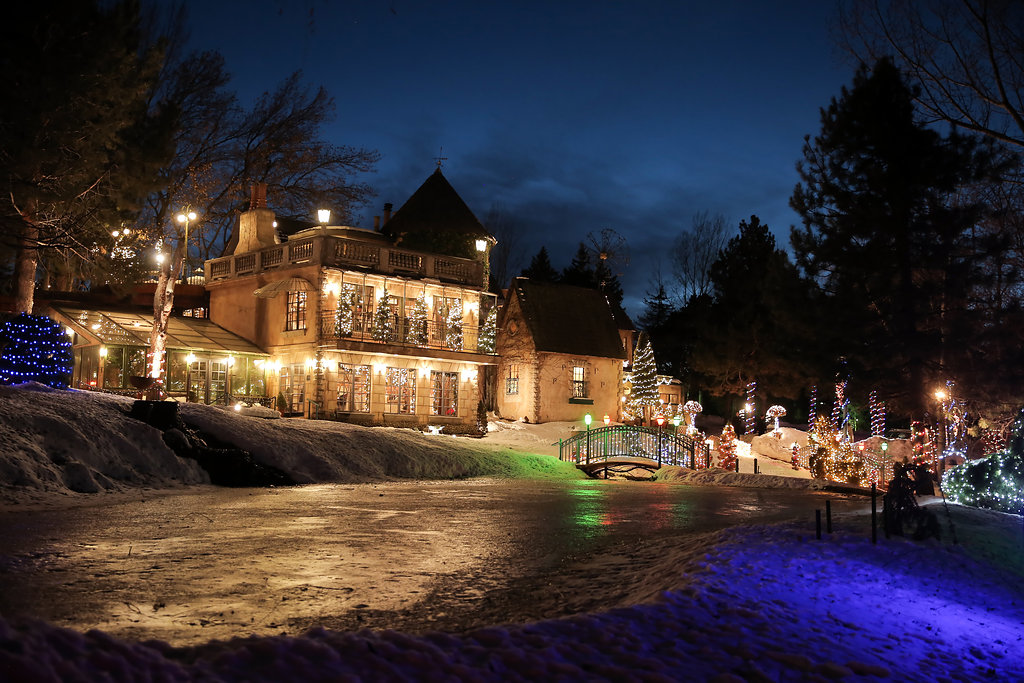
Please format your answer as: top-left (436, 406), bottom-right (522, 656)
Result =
top-left (869, 390), bottom-right (886, 437)
top-left (335, 284), bottom-right (356, 336)
top-left (0, 314), bottom-right (74, 388)
top-left (808, 385), bottom-right (817, 430)
top-left (806, 420), bottom-right (868, 486)
top-left (743, 380), bottom-right (757, 434)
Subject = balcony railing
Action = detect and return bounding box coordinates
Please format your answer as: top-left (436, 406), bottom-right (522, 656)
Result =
top-left (322, 310), bottom-right (495, 355)
top-left (206, 234), bottom-right (485, 287)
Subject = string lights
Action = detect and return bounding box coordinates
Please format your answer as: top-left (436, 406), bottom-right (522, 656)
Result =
top-left (477, 304), bottom-right (496, 354)
top-left (809, 385), bottom-right (817, 431)
top-left (869, 390), bottom-right (886, 437)
top-left (683, 400), bottom-right (703, 435)
top-left (743, 380), bottom-right (757, 434)
top-left (942, 406), bottom-right (1024, 513)
top-left (0, 314), bottom-right (74, 388)
top-left (718, 423), bottom-right (737, 470)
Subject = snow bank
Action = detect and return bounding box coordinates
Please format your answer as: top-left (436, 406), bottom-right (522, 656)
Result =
top-left (656, 465), bottom-right (828, 490)
top-left (0, 386), bottom-right (584, 505)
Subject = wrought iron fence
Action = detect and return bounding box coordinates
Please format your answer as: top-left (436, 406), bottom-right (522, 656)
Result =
top-left (558, 425), bottom-right (710, 469)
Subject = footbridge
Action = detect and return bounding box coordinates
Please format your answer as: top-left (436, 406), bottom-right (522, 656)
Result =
top-left (558, 425), bottom-right (711, 477)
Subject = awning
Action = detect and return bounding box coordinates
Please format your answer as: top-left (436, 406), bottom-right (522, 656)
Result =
top-left (252, 277), bottom-right (315, 299)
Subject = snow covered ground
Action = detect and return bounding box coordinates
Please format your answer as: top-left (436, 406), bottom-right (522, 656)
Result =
top-left (2, 384), bottom-right (1023, 681)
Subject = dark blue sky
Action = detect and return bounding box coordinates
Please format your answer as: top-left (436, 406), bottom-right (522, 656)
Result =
top-left (184, 0), bottom-right (853, 316)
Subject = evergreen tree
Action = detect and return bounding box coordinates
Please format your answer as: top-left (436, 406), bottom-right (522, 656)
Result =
top-left (561, 242), bottom-right (596, 287)
top-left (335, 284), bottom-right (356, 336)
top-left (630, 332), bottom-right (660, 422)
top-left (521, 247), bottom-right (559, 282)
top-left (593, 257), bottom-right (624, 308)
top-left (638, 281), bottom-right (675, 332)
top-left (477, 304), bottom-right (497, 354)
top-left (405, 291), bottom-right (428, 345)
top-left (718, 424), bottom-right (738, 470)
top-left (445, 300), bottom-right (464, 351)
top-left (790, 58), bottom-right (1003, 414)
top-left (371, 287), bottom-right (396, 342)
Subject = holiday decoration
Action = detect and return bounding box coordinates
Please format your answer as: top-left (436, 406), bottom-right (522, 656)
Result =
top-left (869, 390), bottom-right (885, 437)
top-left (477, 305), bottom-right (497, 354)
top-left (629, 332), bottom-right (660, 423)
top-left (444, 300), bottom-right (464, 351)
top-left (743, 380), bottom-right (757, 434)
top-left (832, 379), bottom-right (851, 435)
top-left (372, 287), bottom-right (396, 342)
top-left (718, 423), bottom-right (737, 470)
top-left (806, 419), bottom-right (868, 486)
top-left (910, 421), bottom-right (933, 470)
top-left (0, 314), bottom-right (74, 388)
top-left (791, 443), bottom-right (801, 470)
top-left (683, 400), bottom-right (703, 435)
top-left (766, 405), bottom-right (786, 436)
top-left (335, 284), bottom-right (356, 337)
top-left (405, 292), bottom-right (428, 345)
top-left (942, 405), bottom-right (1024, 514)
top-left (808, 385), bottom-right (817, 430)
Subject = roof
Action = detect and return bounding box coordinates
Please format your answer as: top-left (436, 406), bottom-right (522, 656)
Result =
top-left (381, 169), bottom-right (494, 255)
top-left (508, 278), bottom-right (626, 359)
top-left (50, 306), bottom-right (268, 356)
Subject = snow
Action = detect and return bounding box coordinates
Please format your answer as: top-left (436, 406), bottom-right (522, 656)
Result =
top-left (2, 384), bottom-right (1023, 681)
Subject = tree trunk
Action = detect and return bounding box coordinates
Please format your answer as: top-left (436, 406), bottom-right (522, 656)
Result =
top-left (148, 242), bottom-right (185, 380)
top-left (13, 217), bottom-right (39, 315)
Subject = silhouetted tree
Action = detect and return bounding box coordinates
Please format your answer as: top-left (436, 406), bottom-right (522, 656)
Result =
top-left (521, 247), bottom-right (559, 282)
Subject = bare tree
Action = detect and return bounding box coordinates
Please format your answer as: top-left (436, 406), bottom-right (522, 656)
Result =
top-left (670, 211), bottom-right (729, 302)
top-left (837, 0), bottom-right (1024, 149)
top-left (483, 202), bottom-right (524, 292)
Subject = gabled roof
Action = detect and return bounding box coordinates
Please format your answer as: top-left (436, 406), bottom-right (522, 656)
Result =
top-left (507, 278), bottom-right (626, 360)
top-left (382, 169), bottom-right (493, 243)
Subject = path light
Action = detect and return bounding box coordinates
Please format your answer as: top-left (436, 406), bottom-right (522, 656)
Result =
top-left (603, 414), bottom-right (610, 426)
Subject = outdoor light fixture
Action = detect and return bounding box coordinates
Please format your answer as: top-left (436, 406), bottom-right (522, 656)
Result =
top-left (177, 211), bottom-right (197, 224)
top-left (656, 415), bottom-right (665, 427)
top-left (584, 414), bottom-right (592, 427)
top-left (673, 415), bottom-right (681, 427)
top-left (317, 209), bottom-right (331, 225)
top-left (604, 414), bottom-right (610, 426)
top-left (234, 402), bottom-right (242, 412)
top-left (935, 389), bottom-right (947, 401)
top-left (185, 353), bottom-right (196, 365)
top-left (155, 251), bottom-right (165, 264)
top-left (99, 346), bottom-right (107, 357)
top-left (475, 238), bottom-right (487, 252)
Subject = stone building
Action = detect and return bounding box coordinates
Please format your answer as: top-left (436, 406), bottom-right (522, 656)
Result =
top-left (496, 277), bottom-right (627, 423)
top-left (204, 171), bottom-right (498, 430)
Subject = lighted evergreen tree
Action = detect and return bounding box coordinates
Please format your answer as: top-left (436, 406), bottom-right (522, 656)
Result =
top-left (630, 332), bottom-right (659, 423)
top-left (335, 285), bottom-right (356, 337)
top-left (477, 305), bottom-right (497, 354)
top-left (0, 314), bottom-right (73, 388)
top-left (371, 287), bottom-right (396, 342)
top-left (405, 291), bottom-right (428, 345)
top-left (445, 300), bottom-right (464, 351)
top-left (718, 423), bottom-right (737, 470)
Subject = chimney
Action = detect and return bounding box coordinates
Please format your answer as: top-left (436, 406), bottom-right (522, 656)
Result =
top-left (383, 202), bottom-right (393, 224)
top-left (250, 182), bottom-right (268, 209)
top-left (234, 183), bottom-right (278, 254)
top-left (373, 216), bottom-right (380, 230)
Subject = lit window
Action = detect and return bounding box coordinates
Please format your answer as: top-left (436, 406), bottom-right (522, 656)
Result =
top-left (385, 367), bottom-right (416, 414)
top-left (430, 371), bottom-right (459, 416)
top-left (506, 364), bottom-right (519, 395)
top-left (286, 291), bottom-right (307, 331)
top-left (337, 363), bottom-right (371, 413)
top-left (572, 365), bottom-right (587, 398)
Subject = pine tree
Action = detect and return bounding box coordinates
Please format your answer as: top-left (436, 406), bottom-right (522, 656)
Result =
top-left (405, 291), bottom-right (428, 345)
top-left (718, 424), bottom-right (737, 470)
top-left (521, 247), bottom-right (559, 282)
top-left (0, 314), bottom-right (74, 388)
top-left (445, 300), bottom-right (464, 351)
top-left (561, 242), bottom-right (596, 287)
top-left (371, 287), bottom-right (395, 342)
top-left (335, 285), bottom-right (356, 337)
top-left (630, 332), bottom-right (660, 422)
top-left (478, 304), bottom-right (497, 354)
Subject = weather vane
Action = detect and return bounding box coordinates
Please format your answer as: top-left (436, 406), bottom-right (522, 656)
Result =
top-left (434, 147), bottom-right (447, 170)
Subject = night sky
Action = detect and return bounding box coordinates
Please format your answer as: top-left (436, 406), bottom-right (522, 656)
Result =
top-left (184, 0), bottom-right (852, 316)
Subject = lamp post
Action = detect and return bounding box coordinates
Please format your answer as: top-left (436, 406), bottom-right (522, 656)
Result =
top-left (584, 413), bottom-right (592, 464)
top-left (656, 414), bottom-right (665, 466)
top-left (934, 388), bottom-right (948, 475)
top-left (225, 355), bottom-right (235, 405)
top-left (672, 414), bottom-right (682, 466)
top-left (176, 210), bottom-right (197, 283)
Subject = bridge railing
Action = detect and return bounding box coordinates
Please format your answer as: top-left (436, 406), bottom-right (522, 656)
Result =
top-left (558, 425), bottom-right (710, 469)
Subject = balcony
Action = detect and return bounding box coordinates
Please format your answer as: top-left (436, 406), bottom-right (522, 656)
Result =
top-left (206, 234), bottom-right (485, 287)
top-left (322, 310), bottom-right (496, 356)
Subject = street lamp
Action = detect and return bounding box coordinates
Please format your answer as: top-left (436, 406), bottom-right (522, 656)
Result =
top-left (176, 210), bottom-right (198, 283)
top-left (656, 414), bottom-right (665, 466)
top-left (672, 414), bottom-right (682, 466)
top-left (185, 352), bottom-right (196, 402)
top-left (584, 413), bottom-right (592, 464)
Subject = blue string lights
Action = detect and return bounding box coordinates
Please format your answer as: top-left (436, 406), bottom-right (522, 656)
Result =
top-left (0, 314), bottom-right (74, 388)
